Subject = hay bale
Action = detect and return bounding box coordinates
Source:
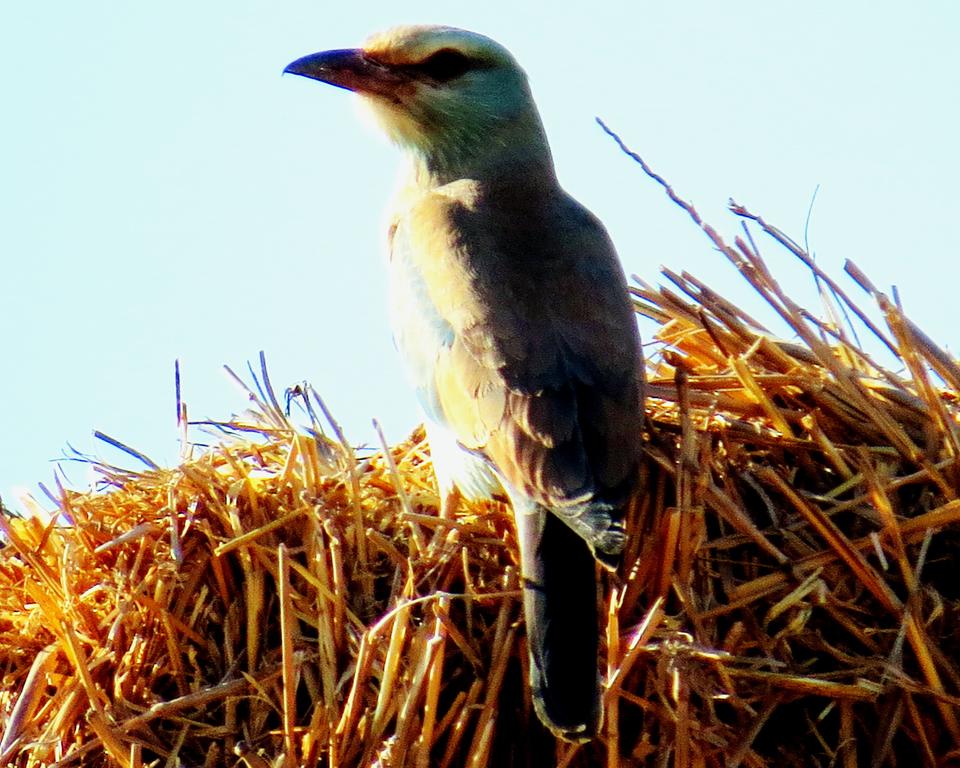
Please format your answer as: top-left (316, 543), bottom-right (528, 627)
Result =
top-left (2, 137), bottom-right (959, 766)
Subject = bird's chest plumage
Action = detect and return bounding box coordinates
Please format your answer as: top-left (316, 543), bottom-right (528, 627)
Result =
top-left (387, 223), bottom-right (452, 425)
top-left (388, 213), bottom-right (503, 502)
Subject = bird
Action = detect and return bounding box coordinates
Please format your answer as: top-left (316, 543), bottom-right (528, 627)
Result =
top-left (284, 25), bottom-right (644, 742)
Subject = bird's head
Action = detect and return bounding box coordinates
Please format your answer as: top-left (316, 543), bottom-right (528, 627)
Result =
top-left (284, 25), bottom-right (554, 184)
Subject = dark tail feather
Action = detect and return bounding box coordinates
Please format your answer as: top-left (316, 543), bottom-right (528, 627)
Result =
top-left (515, 506), bottom-right (601, 742)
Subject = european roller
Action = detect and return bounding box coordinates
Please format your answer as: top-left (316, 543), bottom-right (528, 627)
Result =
top-left (285, 25), bottom-right (644, 742)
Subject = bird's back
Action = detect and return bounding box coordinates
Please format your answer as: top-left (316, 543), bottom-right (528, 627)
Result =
top-left (389, 176), bottom-right (644, 536)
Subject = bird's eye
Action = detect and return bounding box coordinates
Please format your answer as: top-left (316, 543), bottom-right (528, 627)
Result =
top-left (414, 48), bottom-right (475, 82)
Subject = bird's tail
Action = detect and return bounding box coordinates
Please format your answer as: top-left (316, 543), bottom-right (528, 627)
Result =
top-left (515, 505), bottom-right (601, 742)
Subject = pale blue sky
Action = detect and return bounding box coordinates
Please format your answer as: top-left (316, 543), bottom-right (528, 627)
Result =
top-left (2, 2), bottom-right (958, 509)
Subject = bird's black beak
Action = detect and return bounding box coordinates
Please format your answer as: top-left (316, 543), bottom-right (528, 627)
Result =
top-left (283, 49), bottom-right (407, 97)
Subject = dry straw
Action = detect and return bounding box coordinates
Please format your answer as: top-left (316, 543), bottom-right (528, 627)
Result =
top-left (2, 125), bottom-right (959, 767)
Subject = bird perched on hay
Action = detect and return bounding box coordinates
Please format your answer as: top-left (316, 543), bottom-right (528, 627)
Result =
top-left (285, 25), bottom-right (644, 742)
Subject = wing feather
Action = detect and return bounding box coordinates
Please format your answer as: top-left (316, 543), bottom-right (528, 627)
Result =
top-left (389, 178), bottom-right (643, 546)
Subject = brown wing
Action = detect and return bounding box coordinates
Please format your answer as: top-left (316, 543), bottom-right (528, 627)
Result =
top-left (396, 179), bottom-right (643, 519)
